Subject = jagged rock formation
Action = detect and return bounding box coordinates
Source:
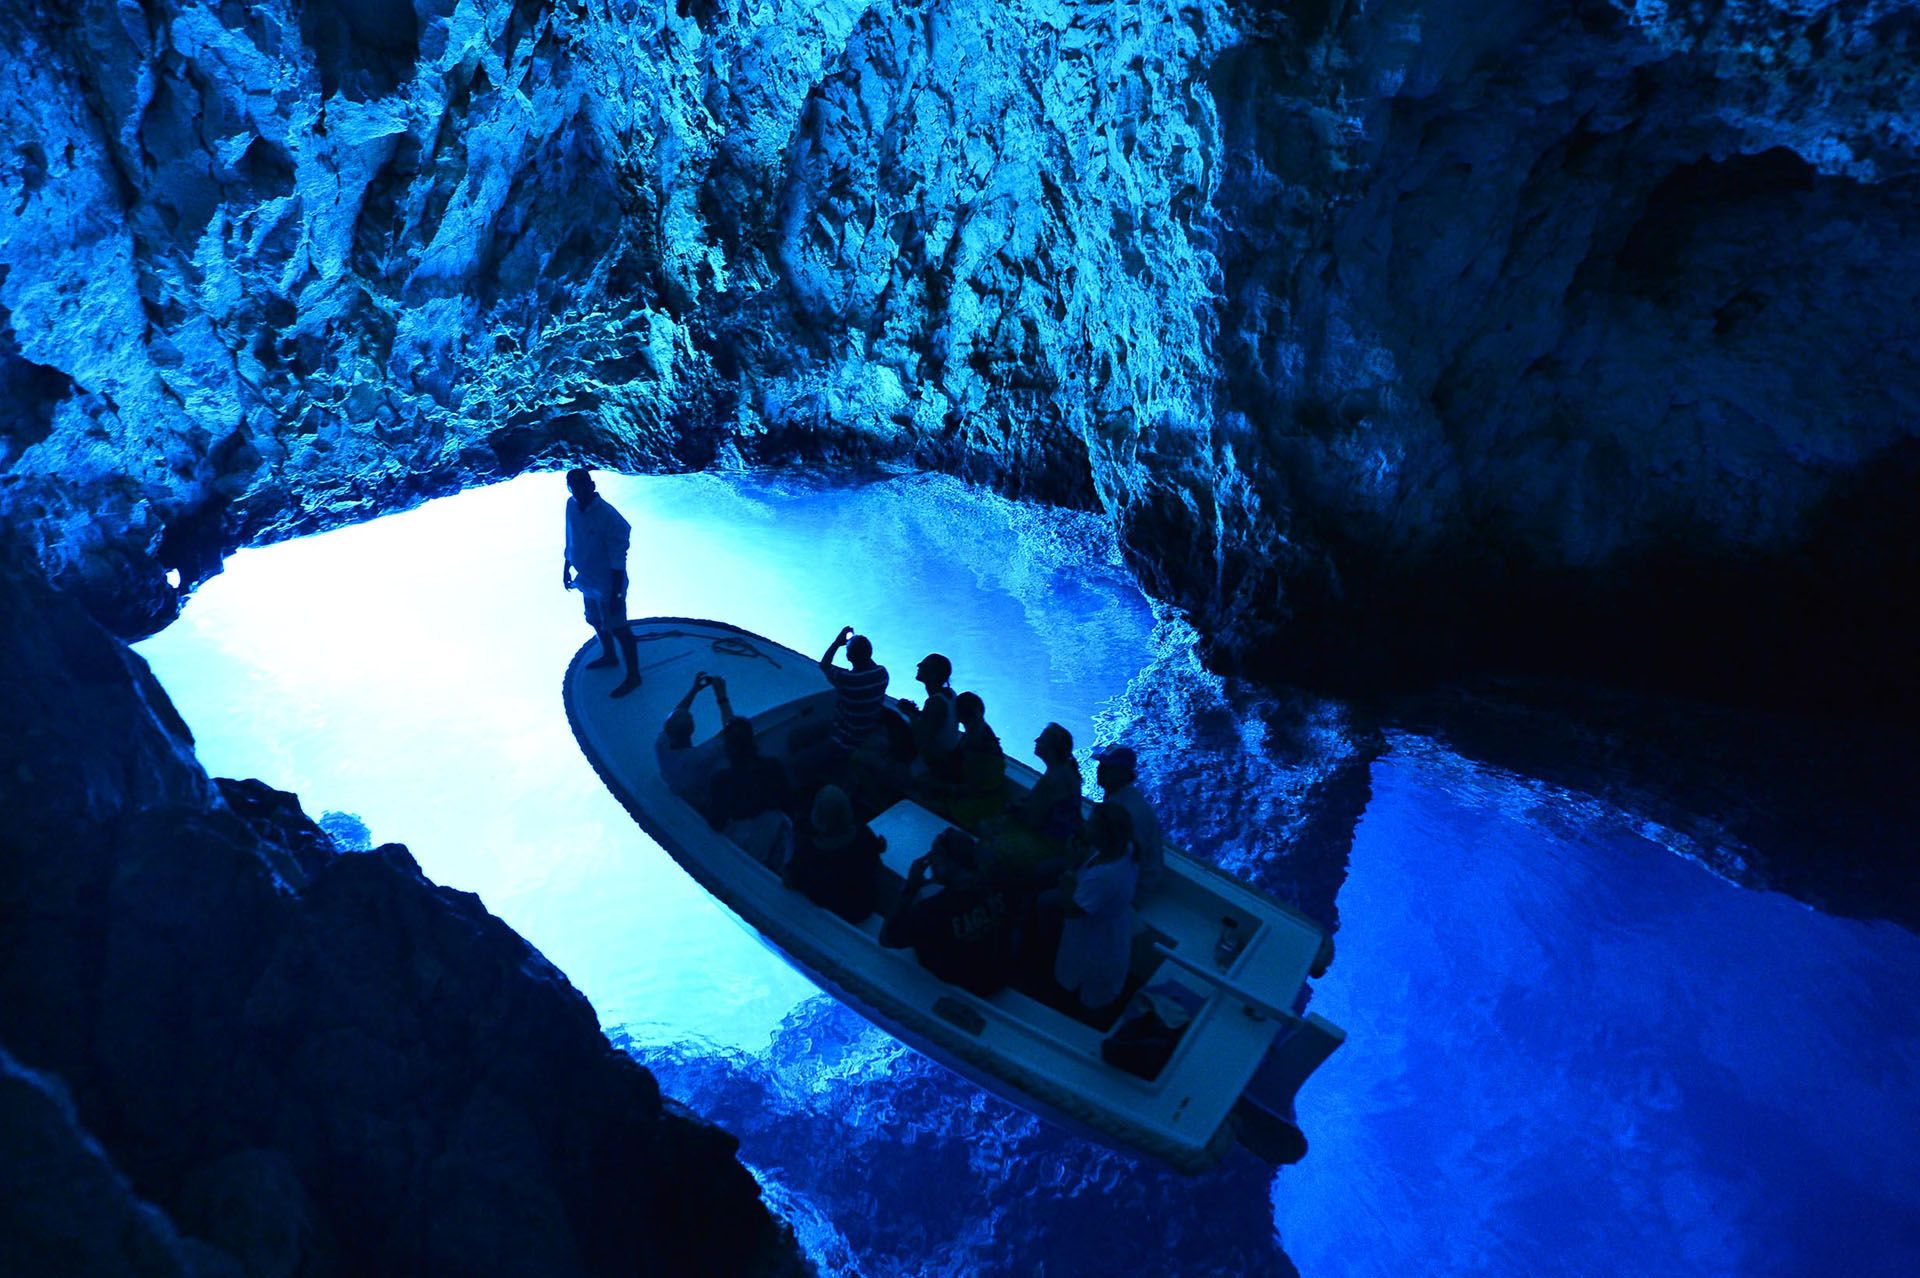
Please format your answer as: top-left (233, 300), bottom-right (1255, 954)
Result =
top-left (0, 547), bottom-right (804, 1276)
top-left (1, 0), bottom-right (1914, 711)
top-left (0, 0), bottom-right (1914, 1256)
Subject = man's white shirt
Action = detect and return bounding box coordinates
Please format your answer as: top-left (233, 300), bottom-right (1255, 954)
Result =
top-left (565, 496), bottom-right (631, 598)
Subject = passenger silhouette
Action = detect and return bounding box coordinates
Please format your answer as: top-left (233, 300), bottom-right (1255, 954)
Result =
top-left (1053, 801), bottom-right (1139, 1014)
top-left (704, 716), bottom-right (795, 865)
top-left (562, 468), bottom-right (641, 697)
top-left (788, 625), bottom-right (890, 779)
top-left (899, 652), bottom-right (960, 778)
top-left (881, 829), bottom-right (1016, 997)
top-left (783, 785), bottom-right (887, 923)
top-left (655, 673), bottom-right (713, 800)
top-left (1011, 721), bottom-right (1083, 842)
top-left (953, 692), bottom-right (1004, 782)
top-left (1094, 745), bottom-right (1162, 894)
top-left (655, 671), bottom-right (743, 801)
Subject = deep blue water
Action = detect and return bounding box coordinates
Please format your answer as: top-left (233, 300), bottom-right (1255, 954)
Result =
top-left (137, 473), bottom-right (1920, 1276)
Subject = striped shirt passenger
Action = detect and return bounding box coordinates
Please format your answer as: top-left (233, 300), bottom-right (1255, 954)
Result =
top-left (827, 660), bottom-right (890, 747)
top-left (819, 627), bottom-right (891, 750)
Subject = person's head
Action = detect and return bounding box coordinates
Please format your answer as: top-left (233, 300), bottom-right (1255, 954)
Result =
top-left (722, 717), bottom-right (758, 767)
top-left (663, 708), bottom-right (695, 749)
top-left (1035, 722), bottom-right (1074, 766)
top-left (565, 468), bottom-right (597, 504)
top-left (914, 653), bottom-right (952, 691)
top-left (928, 828), bottom-right (981, 885)
top-left (955, 690), bottom-right (986, 728)
top-left (1086, 801), bottom-right (1136, 863)
top-left (847, 634), bottom-right (874, 666)
top-left (809, 785), bottom-right (856, 848)
top-left (1094, 744), bottom-right (1138, 792)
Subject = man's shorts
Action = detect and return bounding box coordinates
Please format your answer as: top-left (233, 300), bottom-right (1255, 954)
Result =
top-left (582, 589), bottom-right (627, 633)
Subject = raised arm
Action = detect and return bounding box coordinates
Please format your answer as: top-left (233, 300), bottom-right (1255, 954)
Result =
top-left (709, 676), bottom-right (737, 725)
top-left (818, 625), bottom-right (854, 674)
top-left (676, 674), bottom-right (710, 713)
top-left (879, 855), bottom-right (932, 949)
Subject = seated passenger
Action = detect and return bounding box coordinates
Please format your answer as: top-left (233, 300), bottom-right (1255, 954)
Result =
top-left (898, 653), bottom-right (961, 779)
top-left (1053, 802), bottom-right (1139, 1013)
top-left (783, 785), bottom-right (886, 923)
top-left (932, 691), bottom-right (1008, 823)
top-left (1094, 745), bottom-right (1163, 894)
top-left (1010, 722), bottom-right (1084, 842)
top-left (655, 673), bottom-right (716, 801)
top-left (952, 692), bottom-right (1006, 788)
top-left (880, 829), bottom-right (1016, 997)
top-left (707, 716), bottom-right (790, 822)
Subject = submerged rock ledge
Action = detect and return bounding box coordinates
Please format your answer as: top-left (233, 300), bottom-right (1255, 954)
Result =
top-left (0, 549), bottom-right (806, 1277)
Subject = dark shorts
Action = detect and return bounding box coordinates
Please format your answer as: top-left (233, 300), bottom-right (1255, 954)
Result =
top-left (583, 590), bottom-right (627, 633)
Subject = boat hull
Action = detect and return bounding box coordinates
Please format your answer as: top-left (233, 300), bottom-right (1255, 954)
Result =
top-left (564, 617), bottom-right (1331, 1172)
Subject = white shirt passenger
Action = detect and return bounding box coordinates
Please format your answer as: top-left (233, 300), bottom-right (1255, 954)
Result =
top-left (1109, 783), bottom-right (1163, 892)
top-left (564, 496), bottom-right (631, 598)
top-left (1054, 854), bottom-right (1139, 1009)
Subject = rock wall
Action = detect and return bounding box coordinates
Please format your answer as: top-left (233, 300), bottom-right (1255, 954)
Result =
top-left (2, 0), bottom-right (1915, 708)
top-left (0, 546), bottom-right (804, 1276)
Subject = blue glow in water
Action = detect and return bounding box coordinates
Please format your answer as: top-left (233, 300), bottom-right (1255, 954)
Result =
top-left (137, 473), bottom-right (1920, 1276)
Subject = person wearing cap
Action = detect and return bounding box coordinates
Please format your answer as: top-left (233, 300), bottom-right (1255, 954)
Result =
top-left (562, 468), bottom-right (641, 698)
top-left (899, 652), bottom-right (961, 779)
top-left (1009, 722), bottom-right (1084, 843)
top-left (881, 828), bottom-right (1017, 996)
top-left (1095, 744), bottom-right (1163, 894)
top-left (783, 785), bottom-right (887, 923)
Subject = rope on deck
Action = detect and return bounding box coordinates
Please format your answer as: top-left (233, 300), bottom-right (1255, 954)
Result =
top-left (628, 625), bottom-right (784, 668)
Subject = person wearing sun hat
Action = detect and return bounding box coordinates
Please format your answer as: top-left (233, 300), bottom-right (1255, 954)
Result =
top-left (783, 784), bottom-right (887, 923)
top-left (1094, 744), bottom-right (1162, 894)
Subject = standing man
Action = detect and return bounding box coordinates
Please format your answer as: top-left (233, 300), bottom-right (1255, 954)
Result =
top-left (563, 468), bottom-right (641, 698)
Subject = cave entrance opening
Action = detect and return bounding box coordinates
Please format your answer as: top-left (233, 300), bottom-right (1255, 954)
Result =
top-left (134, 469), bottom-right (1163, 1052)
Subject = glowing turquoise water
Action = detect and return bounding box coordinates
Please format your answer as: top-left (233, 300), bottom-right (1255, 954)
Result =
top-left (137, 472), bottom-right (1920, 1277)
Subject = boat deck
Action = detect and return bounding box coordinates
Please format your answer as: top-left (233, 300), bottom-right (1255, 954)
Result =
top-left (565, 618), bottom-right (1334, 1169)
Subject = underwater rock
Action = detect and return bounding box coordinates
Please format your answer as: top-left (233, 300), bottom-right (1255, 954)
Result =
top-left (0, 0), bottom-right (1913, 713)
top-left (0, 548), bottom-right (805, 1276)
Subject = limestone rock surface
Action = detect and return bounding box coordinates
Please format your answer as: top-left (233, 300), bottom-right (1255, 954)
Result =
top-left (0, 547), bottom-right (805, 1277)
top-left (1, 0), bottom-right (1914, 710)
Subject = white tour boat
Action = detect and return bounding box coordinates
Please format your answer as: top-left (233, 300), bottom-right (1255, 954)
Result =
top-left (564, 617), bottom-right (1344, 1172)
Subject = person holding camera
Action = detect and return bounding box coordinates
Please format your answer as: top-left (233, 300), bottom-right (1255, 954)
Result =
top-left (880, 830), bottom-right (1015, 997)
